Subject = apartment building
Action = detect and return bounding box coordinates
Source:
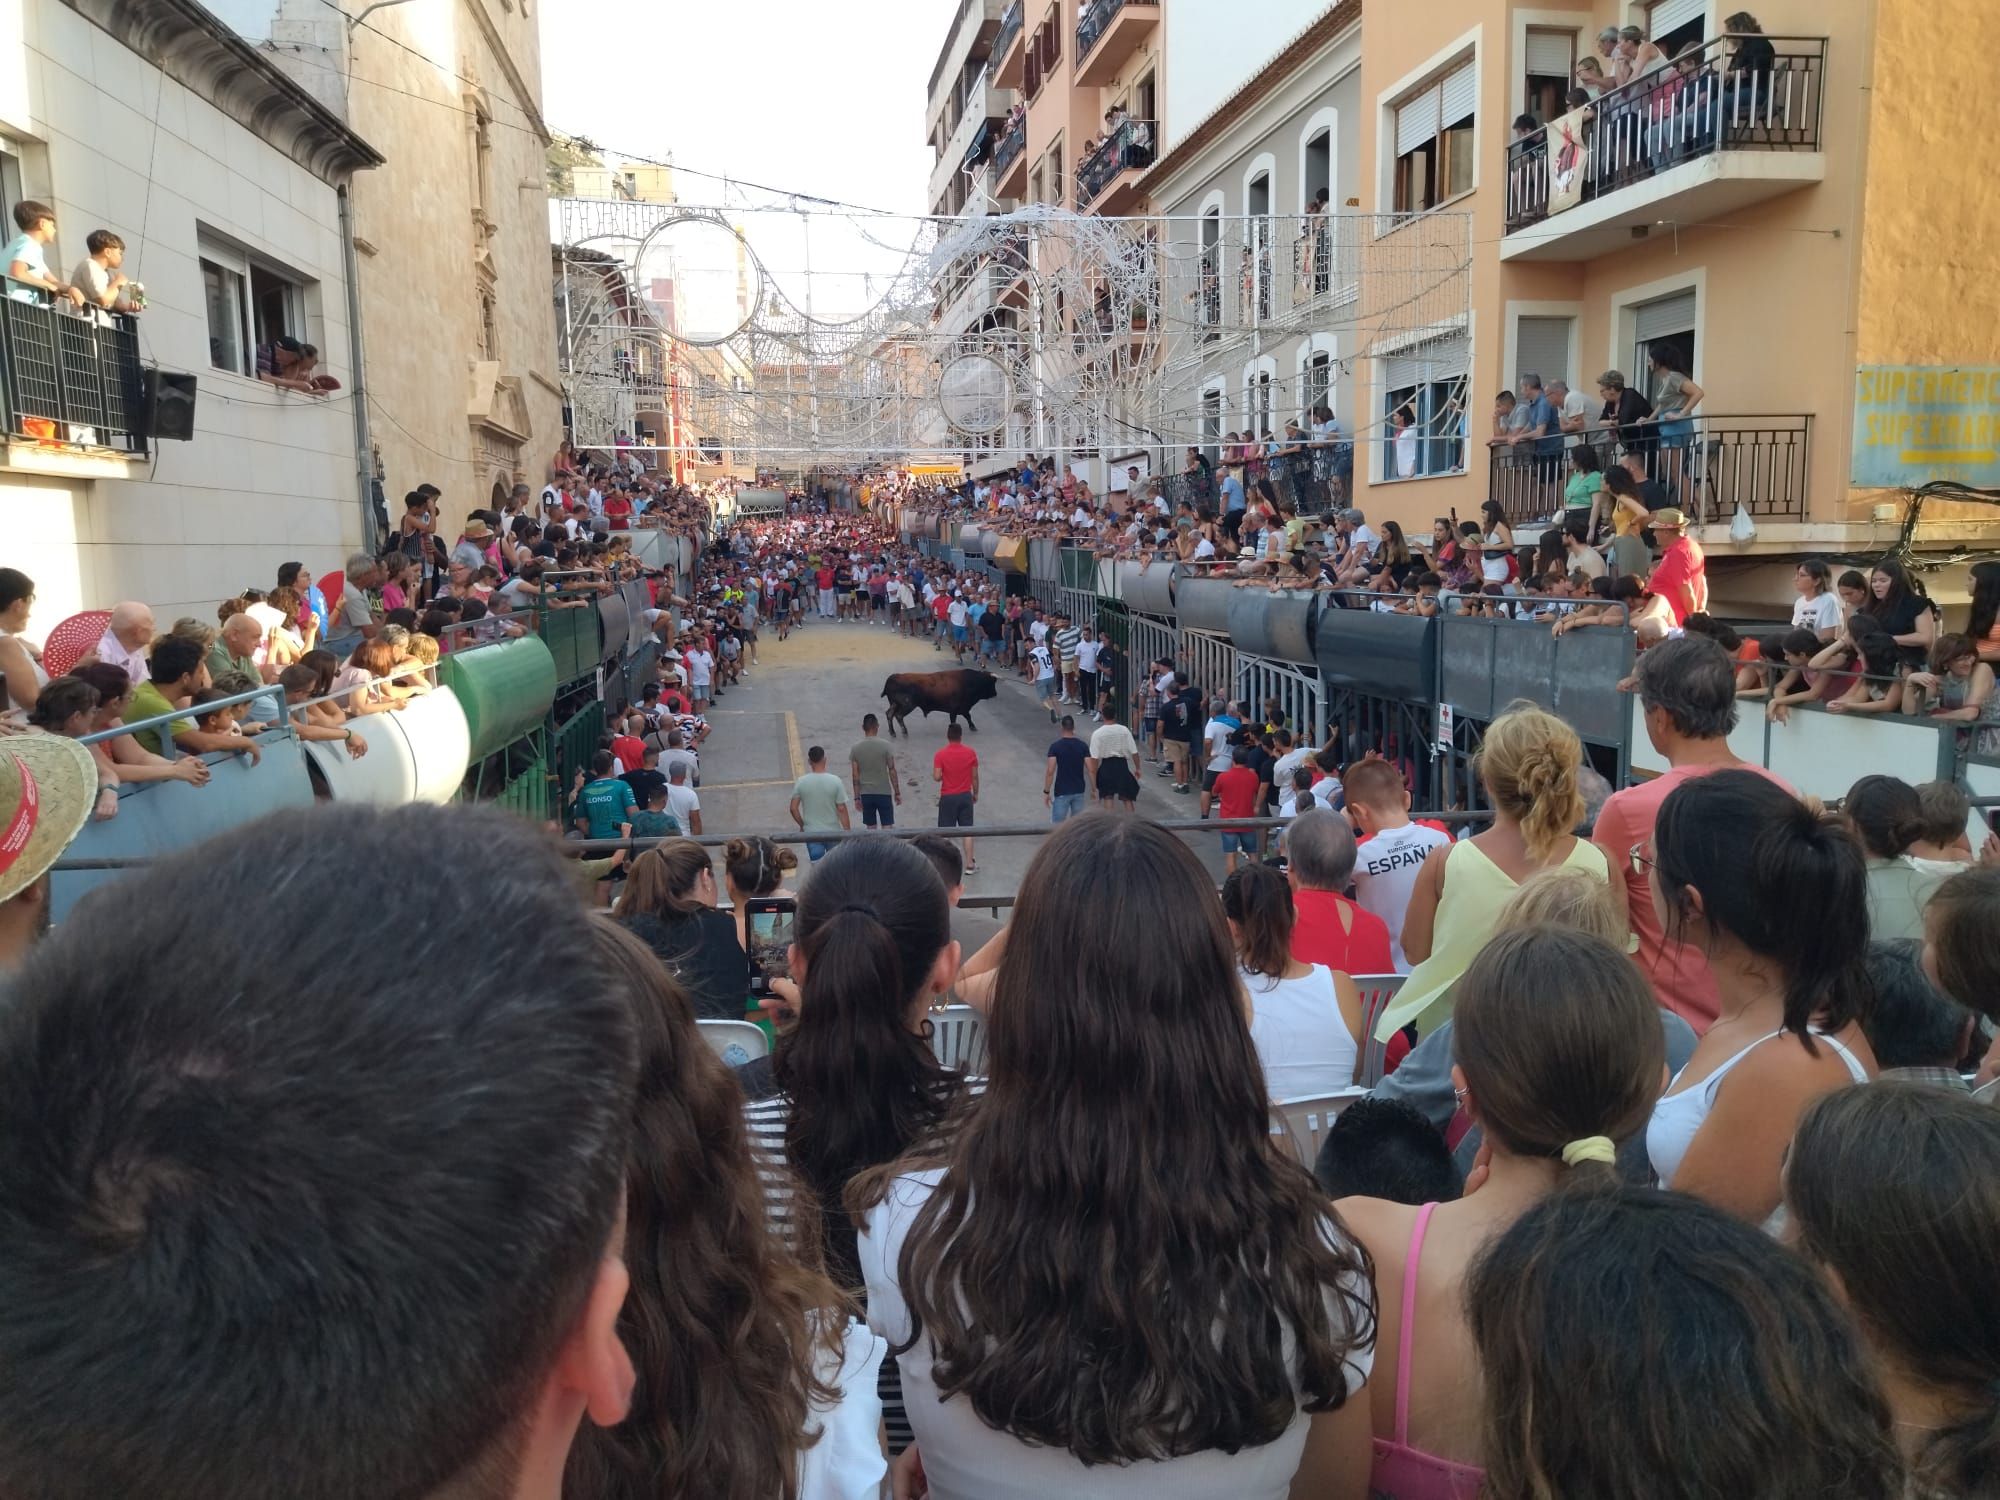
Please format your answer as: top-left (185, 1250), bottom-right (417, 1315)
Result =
top-left (0, 0), bottom-right (379, 625)
top-left (1347, 0), bottom-right (2000, 592)
top-left (1143, 2), bottom-right (1363, 472)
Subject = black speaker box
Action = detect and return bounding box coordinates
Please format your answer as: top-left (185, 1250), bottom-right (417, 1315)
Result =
top-left (143, 369), bottom-right (198, 441)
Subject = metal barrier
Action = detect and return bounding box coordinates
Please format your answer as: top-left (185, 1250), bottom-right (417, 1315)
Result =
top-left (1240, 656), bottom-right (1326, 745)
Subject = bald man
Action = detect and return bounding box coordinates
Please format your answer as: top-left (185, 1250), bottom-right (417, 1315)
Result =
top-left (208, 612), bottom-right (279, 724)
top-left (82, 600), bottom-right (155, 684)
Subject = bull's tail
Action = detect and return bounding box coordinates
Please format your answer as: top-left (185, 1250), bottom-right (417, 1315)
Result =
top-left (880, 676), bottom-right (896, 699)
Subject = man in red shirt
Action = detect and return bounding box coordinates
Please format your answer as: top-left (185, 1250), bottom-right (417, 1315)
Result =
top-left (932, 721), bottom-right (981, 874)
top-left (1212, 746), bottom-right (1264, 874)
top-left (1593, 635), bottom-right (1790, 1030)
top-left (1285, 807), bottom-right (1394, 975)
top-left (1643, 508), bottom-right (1707, 625)
top-left (814, 563), bottom-right (837, 619)
top-left (608, 712), bottom-right (646, 774)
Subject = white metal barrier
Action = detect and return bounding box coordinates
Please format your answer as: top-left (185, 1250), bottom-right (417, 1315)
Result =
top-left (1181, 629), bottom-right (1240, 707)
top-left (1627, 696), bottom-right (1956, 804)
top-left (1239, 655), bottom-right (1326, 745)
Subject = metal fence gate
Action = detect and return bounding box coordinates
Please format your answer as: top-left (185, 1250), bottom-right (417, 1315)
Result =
top-left (1239, 656), bottom-right (1326, 745)
top-left (1181, 630), bottom-right (1240, 708)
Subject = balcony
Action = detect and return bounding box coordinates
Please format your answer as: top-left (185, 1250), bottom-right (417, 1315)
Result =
top-left (1075, 0), bottom-right (1158, 87)
top-left (1501, 35), bottom-right (1826, 262)
top-left (1076, 118), bottom-right (1155, 212)
top-left (991, 0), bottom-right (1025, 89)
top-left (1486, 415), bottom-right (1813, 525)
top-left (989, 109), bottom-right (1029, 200)
top-left (0, 282), bottom-right (147, 458)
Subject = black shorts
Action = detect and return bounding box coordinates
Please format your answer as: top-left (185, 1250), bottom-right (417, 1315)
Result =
top-left (937, 792), bottom-right (975, 828)
top-left (1202, 768), bottom-right (1223, 792)
top-left (1096, 760), bottom-right (1139, 802)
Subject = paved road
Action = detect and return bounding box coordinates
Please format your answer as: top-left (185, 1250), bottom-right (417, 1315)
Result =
top-left (689, 617), bottom-right (1231, 951)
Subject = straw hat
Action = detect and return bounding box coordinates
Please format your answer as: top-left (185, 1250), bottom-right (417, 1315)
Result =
top-left (1645, 508), bottom-right (1689, 530)
top-left (461, 518), bottom-right (493, 539)
top-left (0, 730), bottom-right (97, 905)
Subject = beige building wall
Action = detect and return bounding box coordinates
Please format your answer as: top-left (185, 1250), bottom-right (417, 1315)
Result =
top-left (342, 0), bottom-right (562, 527)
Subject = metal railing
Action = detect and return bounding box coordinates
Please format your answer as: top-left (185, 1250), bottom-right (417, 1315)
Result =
top-left (1076, 118), bottom-right (1156, 207)
top-left (1485, 414), bottom-right (1814, 524)
top-left (1504, 34), bottom-right (1828, 235)
top-left (989, 110), bottom-right (1028, 187)
top-left (991, 0), bottom-right (1022, 67)
top-left (0, 277), bottom-right (147, 454)
top-left (1076, 0), bottom-right (1155, 62)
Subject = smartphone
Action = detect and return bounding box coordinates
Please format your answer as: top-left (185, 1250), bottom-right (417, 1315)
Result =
top-left (743, 896), bottom-right (798, 999)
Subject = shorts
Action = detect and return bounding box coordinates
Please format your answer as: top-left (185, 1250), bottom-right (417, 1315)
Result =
top-left (1202, 768), bottom-right (1223, 793)
top-left (1142, 714), bottom-right (1160, 735)
top-left (952, 625), bottom-right (968, 643)
top-left (858, 792), bottom-right (895, 827)
top-left (937, 792), bottom-right (975, 828)
top-left (1166, 740), bottom-right (1190, 773)
top-left (1059, 658), bottom-right (1077, 677)
top-left (1221, 831), bottom-right (1259, 856)
top-left (1096, 760), bottom-right (1139, 802)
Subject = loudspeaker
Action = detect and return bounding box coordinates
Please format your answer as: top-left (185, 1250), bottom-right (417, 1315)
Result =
top-left (143, 369), bottom-right (198, 441)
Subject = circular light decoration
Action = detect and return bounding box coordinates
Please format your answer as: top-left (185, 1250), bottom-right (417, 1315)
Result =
top-left (937, 350), bottom-right (1012, 436)
top-left (632, 215), bottom-right (764, 347)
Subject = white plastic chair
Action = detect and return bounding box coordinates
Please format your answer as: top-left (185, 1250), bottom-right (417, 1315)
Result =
top-left (927, 1004), bottom-right (989, 1074)
top-left (1349, 973), bottom-right (1407, 1088)
top-left (697, 1019), bottom-right (770, 1068)
top-left (1270, 1089), bottom-right (1369, 1169)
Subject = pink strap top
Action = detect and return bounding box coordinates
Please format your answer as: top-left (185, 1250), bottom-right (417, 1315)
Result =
top-left (1367, 1202), bottom-right (1487, 1500)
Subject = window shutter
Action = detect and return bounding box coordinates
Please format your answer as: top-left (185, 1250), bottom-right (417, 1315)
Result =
top-left (1385, 334), bottom-right (1467, 391)
top-left (1525, 29), bottom-right (1575, 77)
top-left (1438, 59), bottom-right (1478, 126)
top-left (1514, 316), bottom-right (1572, 387)
top-left (1633, 289), bottom-right (1696, 343)
top-left (1395, 84), bottom-right (1441, 155)
top-left (1647, 0), bottom-right (1704, 35)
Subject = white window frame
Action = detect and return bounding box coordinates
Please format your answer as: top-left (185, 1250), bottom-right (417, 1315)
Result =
top-left (1242, 355), bottom-right (1279, 440)
top-left (1296, 333), bottom-right (1339, 426)
top-left (198, 230), bottom-right (313, 381)
top-left (1375, 26), bottom-right (1483, 218)
top-left (1367, 318), bottom-right (1472, 484)
top-left (1296, 107), bottom-right (1340, 216)
top-left (1510, 9), bottom-right (1586, 117)
top-left (1607, 267), bottom-right (1706, 389)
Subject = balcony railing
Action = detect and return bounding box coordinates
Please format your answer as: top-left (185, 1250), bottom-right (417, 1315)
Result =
top-left (1485, 415), bottom-right (1814, 525)
top-left (991, 0), bottom-right (1022, 69)
top-left (1076, 118), bottom-right (1155, 207)
top-left (0, 280), bottom-right (147, 455)
top-left (1505, 34), bottom-right (1826, 236)
top-left (990, 109), bottom-right (1027, 185)
top-left (1076, 0), bottom-right (1154, 64)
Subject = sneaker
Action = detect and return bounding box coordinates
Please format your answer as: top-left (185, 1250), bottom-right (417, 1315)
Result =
top-left (1173, 783), bottom-right (1190, 794)
top-left (965, 861), bottom-right (980, 875)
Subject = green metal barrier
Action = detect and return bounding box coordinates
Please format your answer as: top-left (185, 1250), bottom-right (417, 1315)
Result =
top-left (550, 700), bottom-right (606, 810)
top-left (494, 752), bottom-right (552, 822)
top-left (539, 607), bottom-right (600, 688)
top-left (436, 637), bottom-right (559, 761)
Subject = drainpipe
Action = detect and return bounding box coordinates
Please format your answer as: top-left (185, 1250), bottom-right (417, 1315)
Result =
top-left (337, 183), bottom-right (379, 554)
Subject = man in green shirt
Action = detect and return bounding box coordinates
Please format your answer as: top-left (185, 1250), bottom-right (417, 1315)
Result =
top-left (207, 613), bottom-right (278, 727)
top-left (127, 635), bottom-right (260, 765)
top-left (848, 713), bottom-right (901, 827)
top-left (574, 750), bottom-right (636, 841)
top-left (789, 744), bottom-right (851, 863)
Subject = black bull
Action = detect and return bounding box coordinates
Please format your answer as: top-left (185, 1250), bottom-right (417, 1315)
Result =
top-left (880, 670), bottom-right (1000, 737)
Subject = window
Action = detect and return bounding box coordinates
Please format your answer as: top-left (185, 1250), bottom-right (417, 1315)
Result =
top-left (1645, 0), bottom-right (1704, 59)
top-left (200, 233), bottom-right (312, 378)
top-left (1246, 172), bottom-right (1272, 322)
top-left (1523, 29), bottom-right (1576, 124)
top-left (1134, 71), bottom-right (1156, 125)
top-left (0, 142), bottom-right (24, 240)
top-left (1049, 137), bottom-right (1064, 206)
top-left (1201, 385), bottom-right (1223, 465)
top-left (471, 106), bottom-right (494, 219)
top-left (1199, 208), bottom-right (1222, 334)
top-left (1393, 58), bottom-right (1476, 213)
top-left (1381, 337), bottom-right (1467, 479)
top-left (1630, 288), bottom-right (1696, 398)
top-left (1306, 351), bottom-right (1333, 414)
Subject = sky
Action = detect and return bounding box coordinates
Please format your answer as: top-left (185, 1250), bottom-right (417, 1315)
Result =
top-left (540, 0), bottom-right (950, 323)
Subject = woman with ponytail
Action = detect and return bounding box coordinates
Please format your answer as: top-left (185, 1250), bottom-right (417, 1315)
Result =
top-left (1376, 703), bottom-right (1608, 1040)
top-left (565, 920), bottom-right (887, 1500)
top-left (617, 839), bottom-right (751, 1020)
top-left (1223, 861), bottom-right (1365, 1096)
top-left (1786, 1083), bottom-right (2000, 1500)
top-left (1338, 925), bottom-right (1663, 1499)
top-left (1844, 774), bottom-right (1947, 942)
top-left (743, 837), bottom-right (962, 1458)
top-left (724, 834), bottom-right (799, 952)
top-left (1644, 769), bottom-right (1875, 1227)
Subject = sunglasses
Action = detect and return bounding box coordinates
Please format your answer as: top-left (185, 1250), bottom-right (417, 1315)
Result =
top-left (1627, 841), bottom-right (1656, 877)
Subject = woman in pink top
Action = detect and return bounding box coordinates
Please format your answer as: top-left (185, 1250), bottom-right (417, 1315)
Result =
top-left (1337, 925), bottom-right (1663, 1500)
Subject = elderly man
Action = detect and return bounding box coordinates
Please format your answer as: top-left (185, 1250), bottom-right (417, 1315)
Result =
top-left (1329, 508), bottom-right (1382, 588)
top-left (208, 611), bottom-right (279, 724)
top-left (85, 600), bottom-right (154, 684)
top-left (330, 551), bottom-right (383, 653)
top-left (1285, 808), bottom-right (1394, 975)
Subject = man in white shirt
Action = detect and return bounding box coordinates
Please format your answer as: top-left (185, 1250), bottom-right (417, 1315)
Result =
top-left (1344, 757), bottom-right (1451, 973)
top-left (1549, 379), bottom-right (1594, 445)
top-left (946, 595), bottom-right (970, 663)
top-left (1270, 728), bottom-right (1311, 791)
top-left (85, 601), bottom-right (156, 684)
top-left (663, 761), bottom-right (702, 835)
top-left (1199, 698), bottom-right (1240, 811)
top-left (685, 643), bottom-right (714, 712)
top-left (1075, 629), bottom-right (1103, 721)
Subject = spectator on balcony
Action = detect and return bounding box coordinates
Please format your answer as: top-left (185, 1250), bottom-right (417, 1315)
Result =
top-left (1596, 368), bottom-right (1656, 460)
top-left (4, 200), bottom-right (84, 307)
top-left (255, 335), bottom-right (325, 396)
top-left (1617, 23), bottom-right (1670, 83)
top-left (125, 634), bottom-right (259, 766)
top-left (1642, 509), bottom-right (1706, 625)
top-left (1572, 52), bottom-right (1611, 99)
top-left (1724, 12), bottom-right (1776, 120)
top-left (1867, 555), bottom-right (1938, 667)
top-left (1488, 389), bottom-right (1523, 461)
top-left (71, 229), bottom-right (141, 314)
top-left (1578, 26), bottom-right (1620, 91)
top-left (75, 600), bottom-right (154, 687)
top-left (1966, 559), bottom-right (2000, 664)
top-left (1511, 373), bottom-right (1563, 484)
top-left (1646, 340), bottom-right (1704, 470)
top-left (1824, 624), bottom-right (1909, 719)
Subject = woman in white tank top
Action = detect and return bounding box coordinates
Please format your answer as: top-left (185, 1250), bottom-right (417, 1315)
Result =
top-left (1640, 770), bottom-right (1875, 1227)
top-left (0, 568), bottom-right (49, 720)
top-left (1224, 862), bottom-right (1365, 1096)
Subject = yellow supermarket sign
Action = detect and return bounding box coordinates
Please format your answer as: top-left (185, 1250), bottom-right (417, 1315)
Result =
top-left (1853, 365), bottom-right (2000, 486)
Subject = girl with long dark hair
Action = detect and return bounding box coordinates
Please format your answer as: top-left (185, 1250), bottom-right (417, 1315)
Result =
top-left (1867, 555), bottom-right (1936, 666)
top-left (564, 920), bottom-right (886, 1500)
top-left (1643, 771), bottom-right (1875, 1225)
top-left (1786, 1083), bottom-right (2000, 1500)
top-left (1969, 558), bottom-right (2000, 663)
top-left (864, 816), bottom-right (1376, 1498)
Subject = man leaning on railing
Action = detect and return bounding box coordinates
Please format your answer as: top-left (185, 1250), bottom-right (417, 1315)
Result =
top-left (4, 200), bottom-right (85, 308)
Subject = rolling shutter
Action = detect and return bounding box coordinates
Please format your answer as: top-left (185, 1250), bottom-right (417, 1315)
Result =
top-left (1525, 29), bottom-right (1576, 77)
top-left (1438, 59), bottom-right (1478, 127)
top-left (1647, 0), bottom-right (1704, 36)
top-left (1633, 289), bottom-right (1696, 343)
top-left (1514, 316), bottom-right (1573, 387)
top-left (1396, 84), bottom-right (1441, 155)
top-left (1384, 334), bottom-right (1468, 391)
